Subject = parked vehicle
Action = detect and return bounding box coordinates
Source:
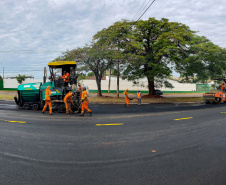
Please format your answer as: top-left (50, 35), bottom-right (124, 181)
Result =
top-left (154, 89), bottom-right (163, 95)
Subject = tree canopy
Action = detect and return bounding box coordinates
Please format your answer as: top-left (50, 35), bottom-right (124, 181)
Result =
top-left (53, 17), bottom-right (226, 96)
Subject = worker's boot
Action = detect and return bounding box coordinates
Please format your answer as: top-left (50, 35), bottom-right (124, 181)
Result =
top-left (80, 111), bottom-right (84, 116)
top-left (89, 111), bottom-right (92, 116)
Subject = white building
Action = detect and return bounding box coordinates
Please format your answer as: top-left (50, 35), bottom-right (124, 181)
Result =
top-left (2, 76), bottom-right (196, 92)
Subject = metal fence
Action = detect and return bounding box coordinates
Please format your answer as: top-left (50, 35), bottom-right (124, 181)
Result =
top-left (196, 84), bottom-right (217, 92)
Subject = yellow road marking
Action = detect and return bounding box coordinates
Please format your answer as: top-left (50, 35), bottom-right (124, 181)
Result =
top-left (174, 117), bottom-right (193, 121)
top-left (220, 112), bottom-right (226, 113)
top-left (0, 119), bottom-right (26, 124)
top-left (96, 123), bottom-right (124, 126)
top-left (8, 121), bottom-right (26, 124)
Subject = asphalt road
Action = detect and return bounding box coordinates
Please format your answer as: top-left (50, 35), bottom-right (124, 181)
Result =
top-left (1, 101), bottom-right (226, 185)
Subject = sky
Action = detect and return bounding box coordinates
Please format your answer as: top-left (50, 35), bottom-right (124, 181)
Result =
top-left (0, 0), bottom-right (226, 79)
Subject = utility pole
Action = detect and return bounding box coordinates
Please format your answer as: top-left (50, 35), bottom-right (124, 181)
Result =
top-left (108, 68), bottom-right (111, 94)
top-left (3, 67), bottom-right (4, 79)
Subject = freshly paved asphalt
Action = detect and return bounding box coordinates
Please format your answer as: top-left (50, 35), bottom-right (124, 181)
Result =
top-left (1, 100), bottom-right (226, 185)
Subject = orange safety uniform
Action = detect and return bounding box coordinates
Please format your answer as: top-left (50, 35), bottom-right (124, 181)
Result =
top-left (137, 91), bottom-right (142, 106)
top-left (81, 90), bottom-right (92, 116)
top-left (64, 92), bottom-right (73, 114)
top-left (42, 86), bottom-right (52, 115)
top-left (62, 72), bottom-right (70, 82)
top-left (137, 92), bottom-right (141, 99)
top-left (123, 89), bottom-right (129, 107)
top-left (220, 83), bottom-right (225, 90)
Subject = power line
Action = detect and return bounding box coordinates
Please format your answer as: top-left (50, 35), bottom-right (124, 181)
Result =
top-left (126, 0), bottom-right (156, 32)
top-left (132, 0), bottom-right (147, 21)
top-left (135, 0), bottom-right (156, 23)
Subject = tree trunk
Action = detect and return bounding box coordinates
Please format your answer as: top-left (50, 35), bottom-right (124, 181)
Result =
top-left (96, 78), bottom-right (102, 96)
top-left (116, 59), bottom-right (119, 97)
top-left (147, 77), bottom-right (155, 96)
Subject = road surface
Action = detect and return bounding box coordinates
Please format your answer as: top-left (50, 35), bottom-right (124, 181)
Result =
top-left (1, 101), bottom-right (226, 185)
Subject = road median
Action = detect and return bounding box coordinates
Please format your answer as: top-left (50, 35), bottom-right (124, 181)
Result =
top-left (0, 91), bottom-right (203, 104)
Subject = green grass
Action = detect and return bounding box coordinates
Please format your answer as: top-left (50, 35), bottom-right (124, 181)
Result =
top-left (89, 96), bottom-right (203, 104)
top-left (0, 94), bottom-right (16, 100)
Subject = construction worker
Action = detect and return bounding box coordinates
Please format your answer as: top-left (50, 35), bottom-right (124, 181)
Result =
top-left (220, 82), bottom-right (225, 91)
top-left (81, 86), bottom-right (92, 116)
top-left (42, 86), bottom-right (52, 115)
top-left (64, 91), bottom-right (75, 114)
top-left (123, 89), bottom-right (129, 107)
top-left (62, 71), bottom-right (70, 86)
top-left (78, 82), bottom-right (82, 99)
top-left (137, 89), bottom-right (142, 106)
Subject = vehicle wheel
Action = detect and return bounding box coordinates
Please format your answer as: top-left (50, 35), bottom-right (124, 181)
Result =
top-left (32, 104), bottom-right (39, 110)
top-left (23, 104), bottom-right (30, 110)
top-left (204, 100), bottom-right (210, 104)
top-left (215, 98), bottom-right (221, 104)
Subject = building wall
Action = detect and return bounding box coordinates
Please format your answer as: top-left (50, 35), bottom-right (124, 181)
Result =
top-left (3, 79), bottom-right (44, 89)
top-left (80, 76), bottom-right (196, 92)
top-left (1, 77), bottom-right (196, 92)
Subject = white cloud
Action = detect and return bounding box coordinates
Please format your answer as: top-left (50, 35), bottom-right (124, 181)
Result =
top-left (0, 0), bottom-right (226, 78)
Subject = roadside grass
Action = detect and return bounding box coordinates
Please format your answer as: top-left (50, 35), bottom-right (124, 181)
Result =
top-left (89, 96), bottom-right (203, 104)
top-left (0, 91), bottom-right (203, 103)
top-left (0, 94), bottom-right (16, 100)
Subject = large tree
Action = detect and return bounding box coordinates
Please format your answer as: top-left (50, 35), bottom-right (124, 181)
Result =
top-left (54, 17), bottom-right (226, 96)
top-left (93, 20), bottom-right (131, 97)
top-left (82, 44), bottom-right (114, 96)
top-left (176, 35), bottom-right (226, 82)
top-left (61, 44), bottom-right (114, 96)
top-left (122, 18), bottom-right (197, 95)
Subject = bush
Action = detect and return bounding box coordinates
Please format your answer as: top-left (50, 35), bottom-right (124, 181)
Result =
top-left (0, 75), bottom-right (2, 80)
top-left (16, 74), bottom-right (26, 84)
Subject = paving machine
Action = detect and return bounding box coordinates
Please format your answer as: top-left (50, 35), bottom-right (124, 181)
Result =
top-left (203, 79), bottom-right (226, 104)
top-left (14, 61), bottom-right (81, 112)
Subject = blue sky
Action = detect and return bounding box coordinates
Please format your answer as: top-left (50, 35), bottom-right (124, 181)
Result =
top-left (0, 0), bottom-right (226, 78)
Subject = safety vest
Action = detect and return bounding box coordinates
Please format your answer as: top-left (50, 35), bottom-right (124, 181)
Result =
top-left (220, 84), bottom-right (225, 90)
top-left (123, 91), bottom-right (128, 97)
top-left (45, 86), bottom-right (51, 101)
top-left (62, 72), bottom-right (70, 82)
top-left (81, 90), bottom-right (88, 102)
top-left (137, 92), bottom-right (141, 99)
